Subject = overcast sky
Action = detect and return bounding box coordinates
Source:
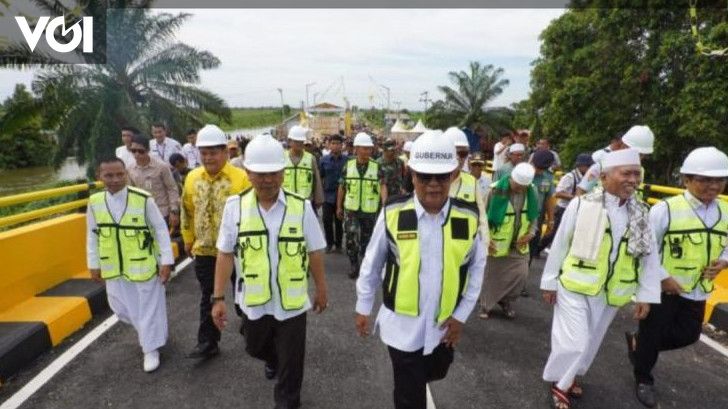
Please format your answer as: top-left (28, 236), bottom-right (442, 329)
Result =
top-left (0, 8), bottom-right (564, 110)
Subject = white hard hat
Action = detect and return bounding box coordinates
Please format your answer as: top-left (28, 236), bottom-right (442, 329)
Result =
top-left (509, 143), bottom-right (526, 154)
top-left (243, 134), bottom-right (286, 172)
top-left (622, 125), bottom-right (654, 154)
top-left (403, 141), bottom-right (413, 152)
top-left (196, 124), bottom-right (227, 147)
top-left (680, 147), bottom-right (728, 177)
top-left (353, 132), bottom-right (374, 147)
top-left (592, 148), bottom-right (608, 164)
top-left (287, 125), bottom-right (309, 142)
top-left (511, 163), bottom-right (535, 186)
top-left (444, 127), bottom-right (469, 148)
top-left (407, 130), bottom-right (458, 174)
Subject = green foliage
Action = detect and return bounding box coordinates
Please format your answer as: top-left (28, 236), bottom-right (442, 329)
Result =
top-left (0, 84), bottom-right (56, 169)
top-left (215, 107), bottom-right (298, 131)
top-left (528, 3), bottom-right (728, 183)
top-left (426, 61), bottom-right (512, 135)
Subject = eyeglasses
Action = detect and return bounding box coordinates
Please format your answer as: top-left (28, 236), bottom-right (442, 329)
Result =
top-left (691, 176), bottom-right (727, 185)
top-left (130, 148), bottom-right (147, 154)
top-left (414, 171), bottom-right (451, 183)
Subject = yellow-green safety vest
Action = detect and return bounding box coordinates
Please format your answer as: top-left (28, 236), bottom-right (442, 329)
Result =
top-left (559, 200), bottom-right (641, 307)
top-left (89, 187), bottom-right (159, 282)
top-left (661, 195), bottom-right (728, 293)
top-left (488, 184), bottom-right (531, 257)
top-left (237, 188), bottom-right (309, 310)
top-left (452, 172), bottom-right (477, 203)
top-left (344, 158), bottom-right (380, 213)
top-left (382, 195), bottom-right (478, 324)
top-left (283, 150), bottom-right (315, 198)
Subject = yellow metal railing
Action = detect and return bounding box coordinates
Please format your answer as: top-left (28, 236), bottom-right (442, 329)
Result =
top-left (0, 182), bottom-right (102, 229)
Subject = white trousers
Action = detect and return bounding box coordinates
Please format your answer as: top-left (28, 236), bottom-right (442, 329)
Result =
top-left (542, 283), bottom-right (618, 391)
top-left (106, 277), bottom-right (168, 353)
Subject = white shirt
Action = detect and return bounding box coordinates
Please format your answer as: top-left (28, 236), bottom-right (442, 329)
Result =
top-left (356, 196), bottom-right (487, 355)
top-left (476, 174), bottom-right (492, 203)
top-left (649, 192), bottom-right (728, 301)
top-left (540, 191), bottom-right (662, 304)
top-left (182, 142), bottom-right (200, 168)
top-left (554, 169), bottom-right (583, 209)
top-left (86, 187), bottom-right (174, 269)
top-left (493, 142), bottom-right (508, 171)
top-left (149, 137), bottom-right (183, 164)
top-left (216, 189), bottom-right (326, 321)
top-left (115, 145), bottom-right (136, 168)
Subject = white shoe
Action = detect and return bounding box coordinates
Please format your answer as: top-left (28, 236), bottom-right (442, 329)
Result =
top-left (143, 350), bottom-right (160, 373)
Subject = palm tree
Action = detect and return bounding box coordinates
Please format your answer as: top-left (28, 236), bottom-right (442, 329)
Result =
top-left (2, 3), bottom-right (230, 173)
top-left (430, 61), bottom-right (510, 132)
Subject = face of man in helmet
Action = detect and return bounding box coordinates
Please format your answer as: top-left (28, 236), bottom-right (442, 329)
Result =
top-left (249, 170), bottom-right (283, 203)
top-left (199, 146), bottom-right (227, 176)
top-left (455, 147), bottom-right (469, 169)
top-left (412, 170), bottom-right (455, 214)
top-left (289, 139), bottom-right (304, 155)
top-left (355, 146), bottom-right (373, 163)
top-left (684, 175), bottom-right (727, 204)
top-left (601, 165), bottom-right (641, 200)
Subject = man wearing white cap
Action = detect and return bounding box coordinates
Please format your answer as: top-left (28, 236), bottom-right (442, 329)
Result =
top-left (480, 163), bottom-right (540, 319)
top-left (283, 126), bottom-right (324, 208)
top-left (337, 132), bottom-right (384, 279)
top-left (540, 148), bottom-right (662, 409)
top-left (355, 130), bottom-right (486, 409)
top-left (493, 142), bottom-right (526, 182)
top-left (626, 147), bottom-right (728, 407)
top-left (212, 134), bottom-right (328, 409)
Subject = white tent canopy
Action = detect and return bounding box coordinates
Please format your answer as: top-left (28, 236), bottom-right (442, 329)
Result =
top-left (409, 119), bottom-right (428, 133)
top-left (390, 119), bottom-right (408, 132)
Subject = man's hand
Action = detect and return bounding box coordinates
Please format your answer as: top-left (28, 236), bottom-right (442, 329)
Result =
top-left (661, 277), bottom-right (684, 295)
top-left (90, 269), bottom-right (102, 283)
top-left (440, 318), bottom-right (463, 348)
top-left (212, 301), bottom-right (227, 331)
top-left (516, 233), bottom-right (534, 248)
top-left (336, 207), bottom-right (344, 220)
top-left (355, 313), bottom-right (370, 337)
top-left (542, 290), bottom-right (557, 305)
top-left (488, 240), bottom-right (497, 255)
top-left (184, 243), bottom-right (193, 257)
top-left (313, 289), bottom-right (328, 314)
top-left (159, 265), bottom-right (172, 284)
top-left (703, 259), bottom-right (728, 281)
top-left (633, 302), bottom-right (650, 320)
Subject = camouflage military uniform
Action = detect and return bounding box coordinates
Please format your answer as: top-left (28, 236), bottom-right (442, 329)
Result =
top-left (339, 161), bottom-right (379, 277)
top-left (377, 156), bottom-right (405, 197)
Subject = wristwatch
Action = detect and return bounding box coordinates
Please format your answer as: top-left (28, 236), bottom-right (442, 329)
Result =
top-left (210, 295), bottom-right (225, 303)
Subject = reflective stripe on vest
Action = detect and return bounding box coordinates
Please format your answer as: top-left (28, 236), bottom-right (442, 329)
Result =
top-left (382, 196), bottom-right (477, 324)
top-left (559, 204), bottom-right (640, 307)
top-left (661, 195), bottom-right (728, 293)
top-left (452, 172), bottom-right (477, 203)
top-left (344, 159), bottom-right (380, 213)
top-left (89, 187), bottom-right (158, 282)
top-left (282, 150), bottom-right (314, 198)
top-left (237, 189), bottom-right (309, 310)
top-left (488, 200), bottom-right (530, 257)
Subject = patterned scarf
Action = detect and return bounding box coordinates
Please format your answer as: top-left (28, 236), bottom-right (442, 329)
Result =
top-left (582, 187), bottom-right (652, 257)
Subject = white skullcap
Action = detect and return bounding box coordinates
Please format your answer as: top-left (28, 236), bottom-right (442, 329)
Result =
top-left (601, 148), bottom-right (641, 171)
top-left (511, 163), bottom-right (535, 186)
top-left (592, 148), bottom-right (608, 164)
top-left (509, 143), bottom-right (526, 154)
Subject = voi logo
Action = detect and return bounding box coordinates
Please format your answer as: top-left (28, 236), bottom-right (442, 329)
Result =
top-left (15, 16), bottom-right (93, 53)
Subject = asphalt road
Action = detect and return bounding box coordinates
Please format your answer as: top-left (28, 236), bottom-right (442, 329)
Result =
top-left (2, 252), bottom-right (728, 409)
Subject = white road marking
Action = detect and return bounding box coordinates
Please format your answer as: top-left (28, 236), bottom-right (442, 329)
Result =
top-left (700, 334), bottom-right (728, 358)
top-left (426, 384), bottom-right (436, 409)
top-left (0, 258), bottom-right (192, 409)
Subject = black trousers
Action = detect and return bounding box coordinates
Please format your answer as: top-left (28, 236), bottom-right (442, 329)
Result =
top-left (634, 293), bottom-right (705, 384)
top-left (243, 313), bottom-right (307, 409)
top-left (387, 344), bottom-right (454, 409)
top-left (538, 206), bottom-right (566, 253)
top-left (321, 202), bottom-right (343, 248)
top-left (194, 256), bottom-right (221, 345)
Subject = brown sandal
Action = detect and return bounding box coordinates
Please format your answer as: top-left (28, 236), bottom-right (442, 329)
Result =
top-left (568, 380), bottom-right (583, 399)
top-left (550, 384), bottom-right (570, 409)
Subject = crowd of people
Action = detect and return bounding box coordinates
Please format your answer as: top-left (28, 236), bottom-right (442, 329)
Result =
top-left (87, 120), bottom-right (728, 409)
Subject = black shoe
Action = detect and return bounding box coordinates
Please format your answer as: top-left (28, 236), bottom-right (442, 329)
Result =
top-left (348, 262), bottom-right (359, 279)
top-left (186, 342), bottom-right (219, 359)
top-left (635, 383), bottom-right (656, 408)
top-left (264, 363), bottom-right (277, 380)
top-left (625, 331), bottom-right (637, 366)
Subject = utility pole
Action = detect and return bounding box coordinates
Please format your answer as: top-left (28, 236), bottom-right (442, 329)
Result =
top-left (419, 91), bottom-right (431, 112)
top-left (380, 84), bottom-right (391, 113)
top-left (277, 88), bottom-right (284, 123)
top-left (305, 82), bottom-right (316, 111)
top-left (313, 92), bottom-right (320, 106)
top-left (394, 101), bottom-right (401, 120)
